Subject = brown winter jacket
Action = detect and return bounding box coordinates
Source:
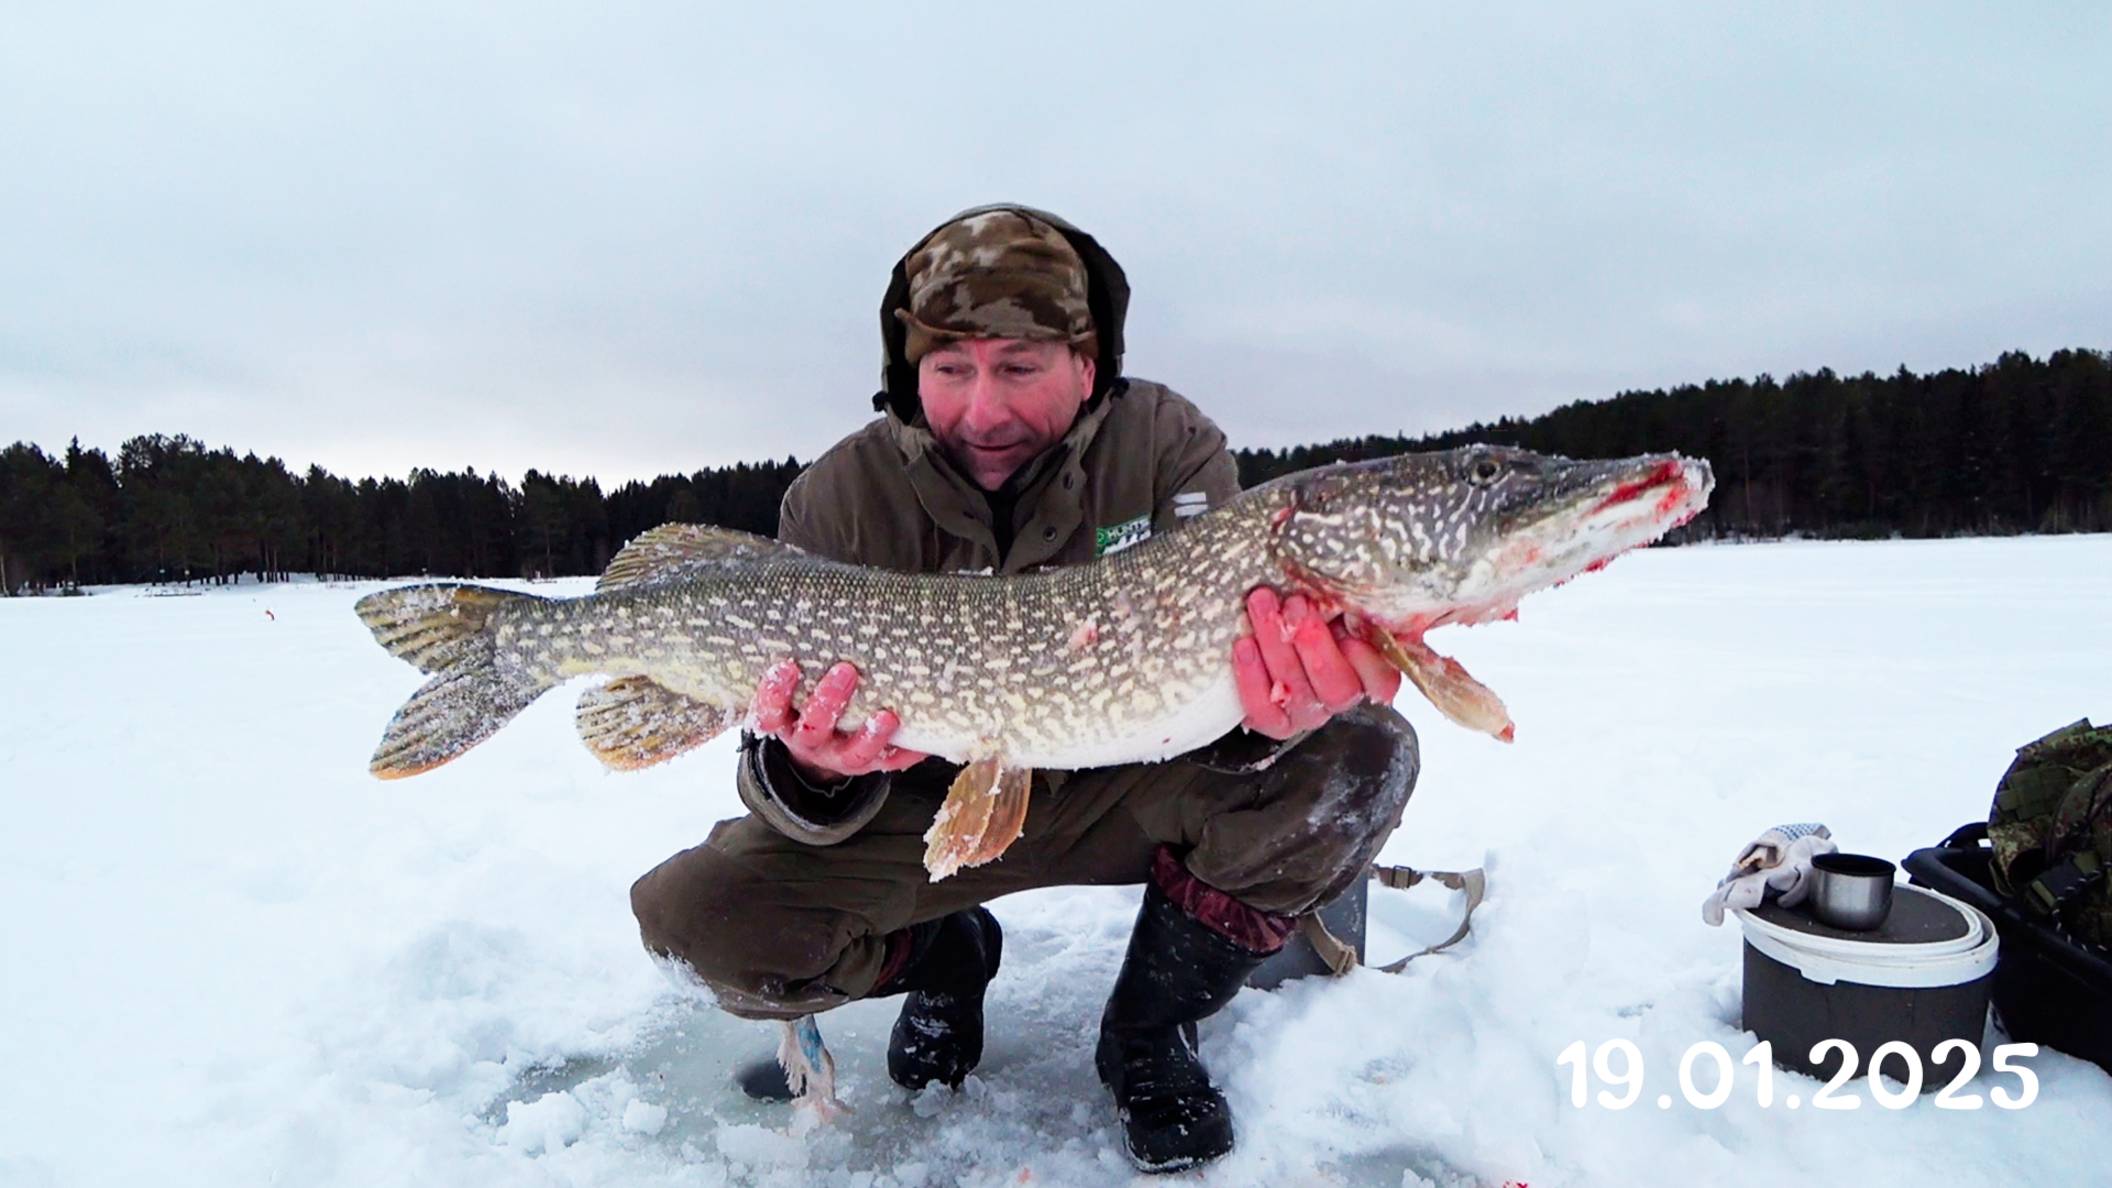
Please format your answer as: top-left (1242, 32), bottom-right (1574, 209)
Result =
top-left (734, 206), bottom-right (1273, 844)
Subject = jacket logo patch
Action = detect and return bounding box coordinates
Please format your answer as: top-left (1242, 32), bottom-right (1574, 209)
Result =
top-left (1095, 515), bottom-right (1152, 557)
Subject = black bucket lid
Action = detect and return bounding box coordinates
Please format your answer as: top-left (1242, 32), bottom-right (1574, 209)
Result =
top-left (1753, 883), bottom-right (1972, 945)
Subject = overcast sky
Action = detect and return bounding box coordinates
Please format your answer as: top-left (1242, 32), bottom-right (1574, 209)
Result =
top-left (4, 3), bottom-right (2107, 486)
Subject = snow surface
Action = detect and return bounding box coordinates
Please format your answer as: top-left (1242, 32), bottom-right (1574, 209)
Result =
top-left (4, 537), bottom-right (2110, 1187)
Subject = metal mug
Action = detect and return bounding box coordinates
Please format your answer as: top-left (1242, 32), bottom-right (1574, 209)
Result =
top-left (1809, 852), bottom-right (1896, 931)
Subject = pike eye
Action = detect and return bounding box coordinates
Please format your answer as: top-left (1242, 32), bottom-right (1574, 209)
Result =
top-left (1469, 456), bottom-right (1502, 485)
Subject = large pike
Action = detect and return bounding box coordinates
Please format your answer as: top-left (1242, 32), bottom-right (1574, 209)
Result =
top-left (357, 446), bottom-right (1712, 878)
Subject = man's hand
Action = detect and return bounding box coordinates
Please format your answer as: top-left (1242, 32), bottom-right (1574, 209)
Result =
top-left (753, 659), bottom-right (930, 783)
top-left (1232, 587), bottom-right (1403, 740)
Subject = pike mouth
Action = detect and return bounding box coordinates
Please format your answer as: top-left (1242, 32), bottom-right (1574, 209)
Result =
top-left (1590, 457), bottom-right (1706, 524)
top-left (1527, 454), bottom-right (1712, 594)
top-left (1358, 454), bottom-right (1713, 744)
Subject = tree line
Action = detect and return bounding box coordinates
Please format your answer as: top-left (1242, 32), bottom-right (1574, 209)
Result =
top-left (1236, 347), bottom-right (2112, 542)
top-left (2, 348), bottom-right (2107, 593)
top-left (0, 435), bottom-right (799, 594)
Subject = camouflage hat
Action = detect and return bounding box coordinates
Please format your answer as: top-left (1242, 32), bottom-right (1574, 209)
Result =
top-left (895, 209), bottom-right (1096, 363)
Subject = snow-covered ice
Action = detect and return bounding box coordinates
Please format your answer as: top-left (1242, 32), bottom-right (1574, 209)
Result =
top-left (4, 536), bottom-right (2109, 1187)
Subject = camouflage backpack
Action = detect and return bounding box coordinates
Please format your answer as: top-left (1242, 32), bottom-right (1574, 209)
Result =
top-left (1988, 719), bottom-right (2112, 948)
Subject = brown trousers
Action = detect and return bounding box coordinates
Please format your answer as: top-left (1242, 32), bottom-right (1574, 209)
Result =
top-left (630, 705), bottom-right (1419, 1019)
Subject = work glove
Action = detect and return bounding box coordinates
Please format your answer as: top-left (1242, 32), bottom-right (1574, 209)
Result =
top-left (1700, 822), bottom-right (1836, 926)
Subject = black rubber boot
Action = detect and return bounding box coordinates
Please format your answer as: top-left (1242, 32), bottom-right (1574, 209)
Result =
top-left (1095, 882), bottom-right (1272, 1174)
top-left (731, 908), bottom-right (1002, 1101)
top-left (885, 906), bottom-right (1003, 1090)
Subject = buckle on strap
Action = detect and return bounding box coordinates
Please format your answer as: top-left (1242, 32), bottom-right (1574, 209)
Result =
top-left (2026, 851), bottom-right (2105, 917)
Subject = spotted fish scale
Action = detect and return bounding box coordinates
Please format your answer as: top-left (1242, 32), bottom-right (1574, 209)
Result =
top-left (357, 445), bottom-right (1714, 878)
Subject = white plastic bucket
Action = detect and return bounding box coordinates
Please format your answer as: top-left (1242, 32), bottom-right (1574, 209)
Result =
top-left (1735, 884), bottom-right (1999, 1087)
top-left (1733, 886), bottom-right (1998, 988)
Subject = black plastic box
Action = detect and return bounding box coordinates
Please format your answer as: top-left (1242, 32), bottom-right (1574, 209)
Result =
top-left (1903, 827), bottom-right (2112, 1075)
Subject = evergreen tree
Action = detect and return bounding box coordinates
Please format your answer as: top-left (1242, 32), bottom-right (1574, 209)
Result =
top-left (5, 347), bottom-right (2106, 589)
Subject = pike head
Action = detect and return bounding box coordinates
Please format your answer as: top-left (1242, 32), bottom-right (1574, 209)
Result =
top-left (1267, 446), bottom-right (1714, 741)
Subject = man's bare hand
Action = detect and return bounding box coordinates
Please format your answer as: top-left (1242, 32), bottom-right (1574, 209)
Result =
top-left (1232, 587), bottom-right (1402, 740)
top-left (753, 659), bottom-right (929, 783)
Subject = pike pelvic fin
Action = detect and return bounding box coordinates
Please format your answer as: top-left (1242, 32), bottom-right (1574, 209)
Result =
top-left (598, 523), bottom-right (805, 593)
top-left (922, 756), bottom-right (1032, 881)
top-left (356, 583), bottom-right (556, 779)
top-left (575, 676), bottom-right (736, 770)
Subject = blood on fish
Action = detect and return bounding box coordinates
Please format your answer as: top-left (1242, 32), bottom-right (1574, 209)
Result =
top-left (1273, 557), bottom-right (1349, 612)
top-left (1066, 621), bottom-right (1099, 652)
top-left (1392, 615), bottom-right (1434, 643)
top-left (1495, 540), bottom-right (1544, 571)
top-left (1591, 460), bottom-right (1684, 515)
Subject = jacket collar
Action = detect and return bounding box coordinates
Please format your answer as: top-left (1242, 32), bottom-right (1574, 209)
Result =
top-left (888, 383), bottom-right (1122, 572)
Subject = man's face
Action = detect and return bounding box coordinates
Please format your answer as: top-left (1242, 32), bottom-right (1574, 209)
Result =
top-left (918, 338), bottom-right (1095, 491)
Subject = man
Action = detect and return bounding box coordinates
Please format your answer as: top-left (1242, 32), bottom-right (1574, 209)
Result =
top-left (629, 205), bottom-right (1418, 1173)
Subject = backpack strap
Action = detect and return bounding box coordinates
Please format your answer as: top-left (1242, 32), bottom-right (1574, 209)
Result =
top-left (1371, 864), bottom-right (1487, 974)
top-left (2026, 850), bottom-right (2106, 918)
top-left (1940, 820), bottom-right (1989, 850)
top-left (1297, 863), bottom-right (1490, 977)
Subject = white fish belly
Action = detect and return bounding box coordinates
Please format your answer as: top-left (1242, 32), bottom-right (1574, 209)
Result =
top-left (888, 670), bottom-right (1246, 771)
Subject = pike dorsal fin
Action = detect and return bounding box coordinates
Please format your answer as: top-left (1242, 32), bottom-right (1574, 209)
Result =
top-left (597, 523), bottom-right (803, 592)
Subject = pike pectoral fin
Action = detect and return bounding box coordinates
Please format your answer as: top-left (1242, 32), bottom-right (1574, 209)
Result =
top-left (922, 757), bottom-right (1032, 882)
top-left (575, 676), bottom-right (736, 770)
top-left (1370, 630), bottom-right (1517, 743)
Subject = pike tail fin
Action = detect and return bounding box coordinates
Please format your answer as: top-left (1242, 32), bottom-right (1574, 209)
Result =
top-left (355, 584), bottom-right (556, 779)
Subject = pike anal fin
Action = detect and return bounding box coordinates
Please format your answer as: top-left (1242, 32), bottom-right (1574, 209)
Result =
top-left (575, 676), bottom-right (736, 770)
top-left (922, 757), bottom-right (1032, 881)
